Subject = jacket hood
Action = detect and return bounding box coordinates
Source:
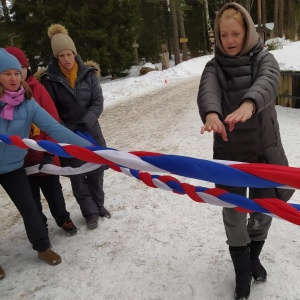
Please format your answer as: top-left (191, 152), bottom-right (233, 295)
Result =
top-left (214, 2), bottom-right (259, 56)
top-left (33, 68), bottom-right (46, 82)
top-left (84, 60), bottom-right (101, 78)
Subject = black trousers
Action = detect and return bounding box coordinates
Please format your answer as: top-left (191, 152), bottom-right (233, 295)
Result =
top-left (28, 175), bottom-right (70, 227)
top-left (0, 168), bottom-right (50, 251)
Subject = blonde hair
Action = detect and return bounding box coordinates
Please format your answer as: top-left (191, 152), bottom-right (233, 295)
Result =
top-left (217, 7), bottom-right (246, 30)
top-left (0, 80), bottom-right (32, 99)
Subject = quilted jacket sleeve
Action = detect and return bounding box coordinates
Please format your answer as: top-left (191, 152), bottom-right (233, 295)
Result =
top-left (242, 52), bottom-right (280, 114)
top-left (197, 59), bottom-right (223, 124)
top-left (80, 71), bottom-right (104, 130)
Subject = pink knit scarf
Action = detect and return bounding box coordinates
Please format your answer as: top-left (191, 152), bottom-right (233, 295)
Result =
top-left (0, 86), bottom-right (25, 120)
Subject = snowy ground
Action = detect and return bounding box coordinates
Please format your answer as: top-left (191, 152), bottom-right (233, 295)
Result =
top-left (1, 43), bottom-right (300, 299)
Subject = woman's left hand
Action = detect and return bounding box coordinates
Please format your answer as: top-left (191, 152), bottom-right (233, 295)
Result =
top-left (224, 101), bottom-right (254, 131)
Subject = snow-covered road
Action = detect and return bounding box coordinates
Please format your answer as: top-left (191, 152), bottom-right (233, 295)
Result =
top-left (1, 75), bottom-right (300, 300)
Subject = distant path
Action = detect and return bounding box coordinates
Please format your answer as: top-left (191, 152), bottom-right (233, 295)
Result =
top-left (0, 76), bottom-right (203, 231)
top-left (101, 76), bottom-right (205, 156)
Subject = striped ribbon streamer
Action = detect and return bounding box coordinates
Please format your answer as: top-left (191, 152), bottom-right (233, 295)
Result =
top-left (2, 134), bottom-right (300, 225)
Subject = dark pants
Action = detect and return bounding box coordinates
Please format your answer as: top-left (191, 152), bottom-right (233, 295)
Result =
top-left (0, 168), bottom-right (50, 251)
top-left (69, 167), bottom-right (105, 219)
top-left (28, 175), bottom-right (70, 227)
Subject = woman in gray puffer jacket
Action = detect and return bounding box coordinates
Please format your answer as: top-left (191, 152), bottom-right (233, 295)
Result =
top-left (197, 3), bottom-right (294, 300)
top-left (41, 24), bottom-right (110, 230)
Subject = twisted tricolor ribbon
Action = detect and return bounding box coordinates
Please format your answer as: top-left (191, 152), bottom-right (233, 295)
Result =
top-left (2, 134), bottom-right (300, 226)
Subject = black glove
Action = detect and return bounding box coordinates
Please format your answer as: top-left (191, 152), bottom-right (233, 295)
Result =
top-left (39, 153), bottom-right (54, 170)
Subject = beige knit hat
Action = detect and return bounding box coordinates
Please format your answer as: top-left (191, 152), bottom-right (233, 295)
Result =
top-left (48, 24), bottom-right (77, 57)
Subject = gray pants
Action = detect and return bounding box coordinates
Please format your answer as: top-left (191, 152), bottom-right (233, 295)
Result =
top-left (219, 185), bottom-right (275, 247)
top-left (70, 167), bottom-right (105, 219)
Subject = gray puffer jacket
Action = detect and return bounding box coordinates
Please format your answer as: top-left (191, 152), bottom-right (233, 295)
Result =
top-left (197, 2), bottom-right (293, 201)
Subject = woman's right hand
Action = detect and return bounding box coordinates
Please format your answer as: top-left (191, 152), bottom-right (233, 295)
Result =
top-left (200, 112), bottom-right (228, 141)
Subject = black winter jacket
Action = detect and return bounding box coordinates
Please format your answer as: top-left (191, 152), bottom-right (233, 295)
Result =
top-left (41, 55), bottom-right (106, 168)
top-left (41, 54), bottom-right (106, 148)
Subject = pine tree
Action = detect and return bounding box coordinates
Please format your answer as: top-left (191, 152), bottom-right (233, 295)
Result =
top-left (0, 0), bottom-right (19, 47)
top-left (9, 0), bottom-right (142, 77)
top-left (138, 0), bottom-right (165, 63)
top-left (10, 0), bottom-right (73, 70)
top-left (184, 0), bottom-right (209, 57)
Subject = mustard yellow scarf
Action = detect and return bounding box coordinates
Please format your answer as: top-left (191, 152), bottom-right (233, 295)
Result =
top-left (58, 61), bottom-right (78, 88)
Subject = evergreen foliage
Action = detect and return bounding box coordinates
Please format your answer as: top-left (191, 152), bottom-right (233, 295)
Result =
top-left (6, 0), bottom-right (141, 77)
top-left (0, 1), bottom-right (16, 47)
top-left (184, 0), bottom-right (210, 57)
top-left (1, 0), bottom-right (300, 77)
top-left (138, 0), bottom-right (171, 63)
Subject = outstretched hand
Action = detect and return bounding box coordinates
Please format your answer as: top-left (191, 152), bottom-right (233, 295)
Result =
top-left (201, 112), bottom-right (228, 141)
top-left (225, 101), bottom-right (254, 132)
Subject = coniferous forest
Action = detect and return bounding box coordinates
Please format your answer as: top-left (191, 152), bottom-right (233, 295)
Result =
top-left (0, 1), bottom-right (299, 77)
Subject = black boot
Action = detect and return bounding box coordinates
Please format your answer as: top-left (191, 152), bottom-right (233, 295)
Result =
top-left (229, 246), bottom-right (252, 300)
top-left (249, 241), bottom-right (267, 282)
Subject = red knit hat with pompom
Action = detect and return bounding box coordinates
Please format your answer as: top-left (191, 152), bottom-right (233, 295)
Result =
top-left (5, 46), bottom-right (29, 68)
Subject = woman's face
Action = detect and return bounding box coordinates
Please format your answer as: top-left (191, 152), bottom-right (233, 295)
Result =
top-left (57, 49), bottom-right (76, 70)
top-left (0, 69), bottom-right (22, 92)
top-left (219, 17), bottom-right (246, 56)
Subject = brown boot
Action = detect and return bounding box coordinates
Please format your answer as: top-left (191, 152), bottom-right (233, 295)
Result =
top-left (0, 265), bottom-right (5, 280)
top-left (38, 248), bottom-right (62, 266)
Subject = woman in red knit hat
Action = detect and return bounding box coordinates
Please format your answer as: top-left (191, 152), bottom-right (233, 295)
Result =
top-left (5, 46), bottom-right (78, 236)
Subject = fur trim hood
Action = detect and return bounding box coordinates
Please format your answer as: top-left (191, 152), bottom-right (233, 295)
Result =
top-left (84, 60), bottom-right (101, 78)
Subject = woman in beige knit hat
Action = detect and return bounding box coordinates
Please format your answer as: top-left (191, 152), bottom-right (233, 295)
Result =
top-left (41, 24), bottom-right (110, 230)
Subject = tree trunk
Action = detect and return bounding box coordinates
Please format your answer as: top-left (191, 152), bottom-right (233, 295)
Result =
top-left (169, 0), bottom-right (181, 65)
top-left (262, 0), bottom-right (266, 26)
top-left (162, 0), bottom-right (173, 60)
top-left (257, 0), bottom-right (262, 27)
top-left (203, 0), bottom-right (211, 54)
top-left (278, 0), bottom-right (284, 37)
top-left (287, 0), bottom-right (295, 40)
top-left (176, 1), bottom-right (188, 61)
top-left (274, 0), bottom-right (279, 37)
top-left (161, 44), bottom-right (169, 70)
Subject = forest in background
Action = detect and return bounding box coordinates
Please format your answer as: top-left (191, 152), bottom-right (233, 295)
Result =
top-left (0, 0), bottom-right (299, 77)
